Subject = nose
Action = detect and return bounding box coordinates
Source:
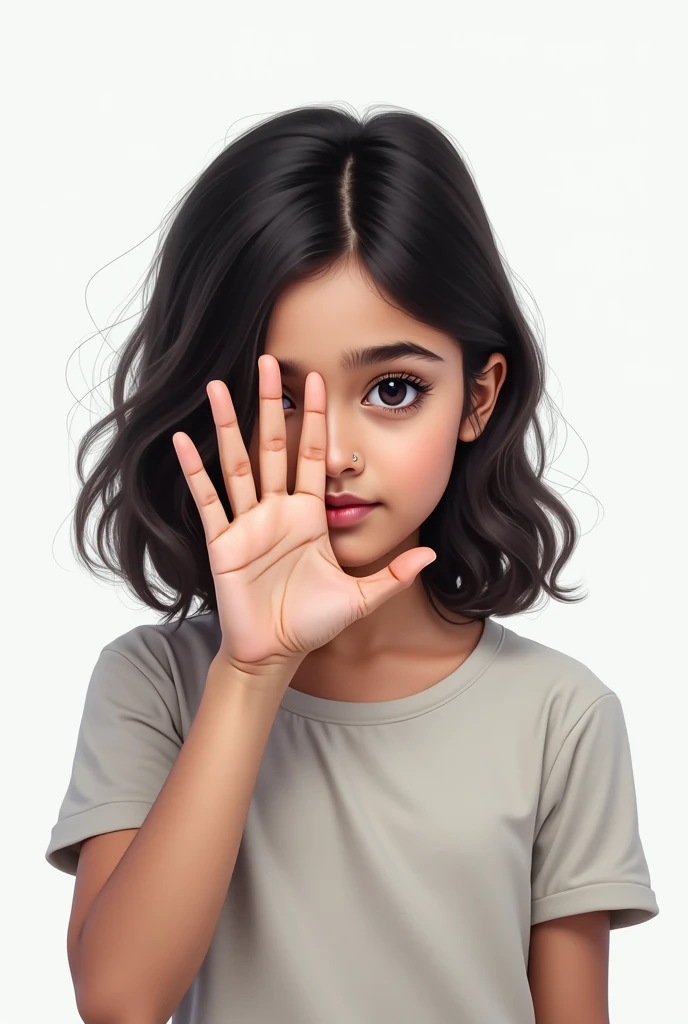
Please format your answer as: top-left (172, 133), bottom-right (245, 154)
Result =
top-left (324, 404), bottom-right (361, 480)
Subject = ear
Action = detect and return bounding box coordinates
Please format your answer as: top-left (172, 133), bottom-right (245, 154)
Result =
top-left (458, 353), bottom-right (507, 442)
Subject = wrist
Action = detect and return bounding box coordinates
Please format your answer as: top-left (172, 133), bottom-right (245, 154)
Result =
top-left (208, 652), bottom-right (302, 692)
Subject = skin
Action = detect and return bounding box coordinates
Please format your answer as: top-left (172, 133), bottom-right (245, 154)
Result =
top-left (528, 911), bottom-right (610, 1024)
top-left (248, 255), bottom-right (507, 699)
top-left (248, 255), bottom-right (611, 1020)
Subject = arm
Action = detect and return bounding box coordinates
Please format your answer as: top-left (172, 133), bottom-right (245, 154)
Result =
top-left (527, 911), bottom-right (610, 1024)
top-left (73, 656), bottom-right (295, 1024)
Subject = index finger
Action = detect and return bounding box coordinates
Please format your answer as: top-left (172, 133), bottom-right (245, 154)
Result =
top-left (293, 371), bottom-right (327, 502)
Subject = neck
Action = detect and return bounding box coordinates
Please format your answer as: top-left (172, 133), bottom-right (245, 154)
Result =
top-left (322, 545), bottom-right (476, 661)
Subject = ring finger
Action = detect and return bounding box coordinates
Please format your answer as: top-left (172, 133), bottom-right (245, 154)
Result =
top-left (207, 379), bottom-right (259, 517)
top-left (257, 354), bottom-right (288, 498)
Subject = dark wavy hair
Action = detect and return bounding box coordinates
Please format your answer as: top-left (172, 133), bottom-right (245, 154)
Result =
top-left (72, 102), bottom-right (586, 630)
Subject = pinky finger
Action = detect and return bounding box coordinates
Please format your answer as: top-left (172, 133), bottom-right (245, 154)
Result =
top-left (172, 432), bottom-right (231, 547)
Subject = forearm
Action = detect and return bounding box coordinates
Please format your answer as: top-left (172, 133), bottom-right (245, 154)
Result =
top-left (76, 657), bottom-right (293, 1024)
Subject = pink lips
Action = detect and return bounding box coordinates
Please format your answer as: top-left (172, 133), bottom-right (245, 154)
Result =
top-left (325, 503), bottom-right (380, 528)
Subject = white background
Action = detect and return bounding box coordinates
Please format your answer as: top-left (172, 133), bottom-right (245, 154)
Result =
top-left (2, 1), bottom-right (685, 1021)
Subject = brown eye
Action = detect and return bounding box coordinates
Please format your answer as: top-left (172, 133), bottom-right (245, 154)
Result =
top-left (364, 372), bottom-right (434, 414)
top-left (367, 378), bottom-right (416, 408)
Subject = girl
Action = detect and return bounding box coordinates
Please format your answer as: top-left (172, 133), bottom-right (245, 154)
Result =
top-left (46, 103), bottom-right (658, 1024)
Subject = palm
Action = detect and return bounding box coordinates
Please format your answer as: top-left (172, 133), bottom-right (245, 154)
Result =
top-left (173, 360), bottom-right (435, 674)
top-left (210, 492), bottom-right (368, 664)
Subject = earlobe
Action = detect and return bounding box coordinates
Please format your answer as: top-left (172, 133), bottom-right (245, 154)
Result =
top-left (458, 414), bottom-right (484, 443)
top-left (458, 424), bottom-right (474, 443)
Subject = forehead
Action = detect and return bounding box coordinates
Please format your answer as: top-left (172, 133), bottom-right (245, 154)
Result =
top-left (264, 262), bottom-right (459, 374)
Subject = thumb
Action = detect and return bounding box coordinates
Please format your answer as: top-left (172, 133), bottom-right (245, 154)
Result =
top-left (357, 547), bottom-right (437, 615)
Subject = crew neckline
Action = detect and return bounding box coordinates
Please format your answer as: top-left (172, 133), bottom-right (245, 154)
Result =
top-left (278, 616), bottom-right (505, 724)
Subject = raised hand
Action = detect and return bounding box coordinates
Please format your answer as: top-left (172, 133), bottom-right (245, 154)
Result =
top-left (172, 355), bottom-right (436, 677)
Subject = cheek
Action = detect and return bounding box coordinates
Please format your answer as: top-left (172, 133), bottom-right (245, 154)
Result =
top-left (406, 437), bottom-right (456, 510)
top-left (377, 421), bottom-right (456, 523)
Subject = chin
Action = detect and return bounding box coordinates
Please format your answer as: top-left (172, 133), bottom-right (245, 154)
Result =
top-left (331, 539), bottom-right (405, 576)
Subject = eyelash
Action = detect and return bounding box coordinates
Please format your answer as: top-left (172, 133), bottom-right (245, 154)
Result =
top-left (363, 371), bottom-right (434, 415)
top-left (283, 371), bottom-right (434, 416)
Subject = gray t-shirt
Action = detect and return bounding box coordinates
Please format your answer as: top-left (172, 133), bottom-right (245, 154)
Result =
top-left (46, 613), bottom-right (659, 1023)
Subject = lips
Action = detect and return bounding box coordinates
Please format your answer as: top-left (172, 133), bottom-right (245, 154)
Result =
top-left (325, 502), bottom-right (379, 527)
top-left (324, 493), bottom-right (375, 508)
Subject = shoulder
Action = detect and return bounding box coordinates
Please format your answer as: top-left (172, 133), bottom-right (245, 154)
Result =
top-left (494, 619), bottom-right (619, 738)
top-left (102, 610), bottom-right (221, 671)
top-left (92, 610), bottom-right (221, 711)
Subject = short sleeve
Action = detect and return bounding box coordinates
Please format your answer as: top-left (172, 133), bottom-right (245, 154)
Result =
top-left (45, 646), bottom-right (183, 876)
top-left (531, 692), bottom-right (659, 930)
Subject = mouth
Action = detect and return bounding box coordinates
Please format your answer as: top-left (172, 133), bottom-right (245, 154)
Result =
top-left (325, 502), bottom-right (381, 528)
top-left (324, 492), bottom-right (378, 509)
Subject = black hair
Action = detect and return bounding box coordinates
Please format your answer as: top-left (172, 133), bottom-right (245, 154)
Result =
top-left (72, 102), bottom-right (585, 629)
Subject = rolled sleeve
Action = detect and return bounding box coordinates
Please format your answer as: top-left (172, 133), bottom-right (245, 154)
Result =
top-left (531, 694), bottom-right (659, 930)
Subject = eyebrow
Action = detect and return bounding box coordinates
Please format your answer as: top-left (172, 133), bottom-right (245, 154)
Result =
top-left (275, 340), bottom-right (446, 378)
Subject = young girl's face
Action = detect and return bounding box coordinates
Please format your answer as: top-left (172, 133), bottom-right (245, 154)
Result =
top-left (248, 258), bottom-right (474, 572)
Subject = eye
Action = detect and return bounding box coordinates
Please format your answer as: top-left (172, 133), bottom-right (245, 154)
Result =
top-left (363, 372), bottom-right (434, 415)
